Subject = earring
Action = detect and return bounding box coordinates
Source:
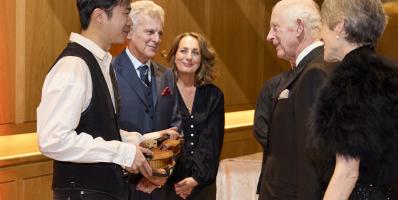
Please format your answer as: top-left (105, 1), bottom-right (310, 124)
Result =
top-left (335, 36), bottom-right (340, 39)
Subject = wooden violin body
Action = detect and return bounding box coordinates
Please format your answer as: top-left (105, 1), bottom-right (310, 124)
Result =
top-left (141, 138), bottom-right (183, 169)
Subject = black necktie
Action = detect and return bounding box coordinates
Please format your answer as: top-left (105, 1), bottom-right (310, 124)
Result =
top-left (138, 65), bottom-right (150, 87)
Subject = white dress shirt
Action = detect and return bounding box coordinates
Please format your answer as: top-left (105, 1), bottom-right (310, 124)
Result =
top-left (125, 48), bottom-right (152, 82)
top-left (37, 33), bottom-right (135, 167)
top-left (295, 41), bottom-right (324, 67)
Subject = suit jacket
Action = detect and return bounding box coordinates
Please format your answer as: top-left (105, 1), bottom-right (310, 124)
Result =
top-left (253, 72), bottom-right (288, 194)
top-left (113, 50), bottom-right (181, 134)
top-left (259, 46), bottom-right (334, 200)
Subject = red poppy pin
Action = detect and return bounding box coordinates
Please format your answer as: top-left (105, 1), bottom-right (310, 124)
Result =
top-left (161, 86), bottom-right (171, 96)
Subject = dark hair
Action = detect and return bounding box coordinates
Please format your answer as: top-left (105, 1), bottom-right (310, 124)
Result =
top-left (167, 32), bottom-right (217, 86)
top-left (76, 0), bottom-right (130, 30)
top-left (321, 0), bottom-right (387, 45)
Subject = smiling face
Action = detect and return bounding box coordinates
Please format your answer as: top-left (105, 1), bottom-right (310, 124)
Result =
top-left (174, 36), bottom-right (202, 76)
top-left (101, 4), bottom-right (132, 46)
top-left (127, 13), bottom-right (163, 63)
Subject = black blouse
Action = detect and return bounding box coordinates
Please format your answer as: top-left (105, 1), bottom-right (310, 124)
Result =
top-left (168, 83), bottom-right (225, 190)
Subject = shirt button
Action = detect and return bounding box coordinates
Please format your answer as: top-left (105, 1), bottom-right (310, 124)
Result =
top-left (190, 115), bottom-right (194, 119)
top-left (190, 151), bottom-right (194, 154)
top-left (190, 142), bottom-right (194, 146)
top-left (190, 133), bottom-right (194, 137)
top-left (190, 124), bottom-right (194, 128)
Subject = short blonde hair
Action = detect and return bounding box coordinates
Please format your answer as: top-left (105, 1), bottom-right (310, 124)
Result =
top-left (130, 1), bottom-right (164, 30)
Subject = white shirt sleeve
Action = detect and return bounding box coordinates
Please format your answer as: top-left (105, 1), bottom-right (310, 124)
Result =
top-left (119, 129), bottom-right (163, 145)
top-left (120, 129), bottom-right (143, 144)
top-left (37, 56), bottom-right (135, 167)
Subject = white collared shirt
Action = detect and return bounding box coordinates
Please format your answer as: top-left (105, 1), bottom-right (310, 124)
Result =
top-left (125, 48), bottom-right (152, 82)
top-left (295, 41), bottom-right (323, 67)
top-left (37, 32), bottom-right (135, 167)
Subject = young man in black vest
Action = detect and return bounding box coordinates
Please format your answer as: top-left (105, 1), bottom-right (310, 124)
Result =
top-left (37, 0), bottom-right (152, 199)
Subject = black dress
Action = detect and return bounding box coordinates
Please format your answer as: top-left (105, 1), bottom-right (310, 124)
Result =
top-left (166, 83), bottom-right (225, 200)
top-left (308, 45), bottom-right (398, 199)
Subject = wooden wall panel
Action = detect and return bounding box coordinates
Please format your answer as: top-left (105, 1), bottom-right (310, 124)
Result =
top-left (0, 0), bottom-right (16, 124)
top-left (152, 0), bottom-right (210, 65)
top-left (0, 160), bottom-right (53, 200)
top-left (221, 128), bottom-right (262, 159)
top-left (22, 175), bottom-right (52, 200)
top-left (210, 0), bottom-right (262, 110)
top-left (24, 0), bottom-right (80, 121)
top-left (0, 181), bottom-right (17, 200)
top-left (378, 2), bottom-right (398, 60)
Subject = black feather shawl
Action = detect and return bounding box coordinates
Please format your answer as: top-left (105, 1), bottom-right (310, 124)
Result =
top-left (308, 45), bottom-right (398, 189)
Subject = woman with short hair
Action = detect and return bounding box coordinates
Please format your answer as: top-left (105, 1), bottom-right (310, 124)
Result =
top-left (308, 0), bottom-right (398, 199)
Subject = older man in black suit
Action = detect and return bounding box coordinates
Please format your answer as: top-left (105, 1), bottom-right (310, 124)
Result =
top-left (253, 71), bottom-right (287, 195)
top-left (258, 0), bottom-right (334, 199)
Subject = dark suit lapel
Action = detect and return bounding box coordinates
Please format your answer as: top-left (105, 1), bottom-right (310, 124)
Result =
top-left (270, 46), bottom-right (323, 116)
top-left (266, 46), bottom-right (323, 150)
top-left (151, 62), bottom-right (160, 107)
top-left (114, 51), bottom-right (148, 107)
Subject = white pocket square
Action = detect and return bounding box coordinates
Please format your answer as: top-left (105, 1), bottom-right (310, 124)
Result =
top-left (278, 89), bottom-right (290, 100)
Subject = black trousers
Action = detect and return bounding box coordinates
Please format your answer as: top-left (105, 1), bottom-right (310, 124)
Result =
top-left (53, 188), bottom-right (121, 200)
top-left (129, 184), bottom-right (166, 200)
top-left (165, 182), bottom-right (216, 200)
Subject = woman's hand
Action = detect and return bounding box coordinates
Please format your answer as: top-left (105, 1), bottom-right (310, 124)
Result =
top-left (174, 177), bottom-right (198, 199)
top-left (160, 127), bottom-right (180, 140)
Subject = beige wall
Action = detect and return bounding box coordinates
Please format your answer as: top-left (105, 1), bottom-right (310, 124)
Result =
top-left (1, 0), bottom-right (397, 135)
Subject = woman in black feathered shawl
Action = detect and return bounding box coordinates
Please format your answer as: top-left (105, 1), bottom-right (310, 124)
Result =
top-left (308, 0), bottom-right (398, 199)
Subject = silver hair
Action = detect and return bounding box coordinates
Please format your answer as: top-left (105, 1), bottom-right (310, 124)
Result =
top-left (321, 0), bottom-right (387, 44)
top-left (130, 1), bottom-right (165, 30)
top-left (277, 0), bottom-right (322, 39)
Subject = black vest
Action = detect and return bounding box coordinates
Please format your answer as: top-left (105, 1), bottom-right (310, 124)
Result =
top-left (138, 76), bottom-right (156, 133)
top-left (51, 42), bottom-right (128, 199)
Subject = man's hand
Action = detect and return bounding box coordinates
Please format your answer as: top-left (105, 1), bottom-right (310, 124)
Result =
top-left (160, 127), bottom-right (180, 140)
top-left (136, 168), bottom-right (169, 194)
top-left (136, 178), bottom-right (158, 194)
top-left (174, 177), bottom-right (198, 199)
top-left (125, 146), bottom-right (152, 178)
top-left (146, 168), bottom-right (168, 186)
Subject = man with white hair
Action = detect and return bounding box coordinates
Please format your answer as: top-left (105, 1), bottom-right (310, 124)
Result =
top-left (258, 0), bottom-right (333, 199)
top-left (113, 1), bottom-right (181, 200)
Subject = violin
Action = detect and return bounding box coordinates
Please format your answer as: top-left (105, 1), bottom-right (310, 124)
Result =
top-left (140, 136), bottom-right (184, 177)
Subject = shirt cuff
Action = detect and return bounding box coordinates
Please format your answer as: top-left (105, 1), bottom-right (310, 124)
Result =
top-left (113, 142), bottom-right (136, 167)
top-left (142, 131), bottom-right (162, 140)
top-left (120, 129), bottom-right (143, 144)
